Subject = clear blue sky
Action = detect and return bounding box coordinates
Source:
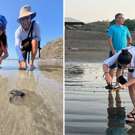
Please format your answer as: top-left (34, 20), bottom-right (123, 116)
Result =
top-left (0, 0), bottom-right (63, 58)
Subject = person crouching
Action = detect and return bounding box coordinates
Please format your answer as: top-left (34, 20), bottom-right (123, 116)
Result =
top-left (15, 5), bottom-right (40, 70)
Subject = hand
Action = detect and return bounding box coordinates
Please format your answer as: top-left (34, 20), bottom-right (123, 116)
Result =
top-left (111, 49), bottom-right (116, 55)
top-left (104, 73), bottom-right (112, 85)
top-left (119, 84), bottom-right (128, 89)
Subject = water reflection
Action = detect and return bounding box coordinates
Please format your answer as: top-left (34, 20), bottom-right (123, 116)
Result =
top-left (106, 90), bottom-right (127, 135)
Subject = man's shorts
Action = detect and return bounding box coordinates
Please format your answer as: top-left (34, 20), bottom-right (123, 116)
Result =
top-left (109, 51), bottom-right (122, 69)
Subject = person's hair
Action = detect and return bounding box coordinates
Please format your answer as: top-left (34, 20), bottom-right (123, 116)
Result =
top-left (117, 49), bottom-right (132, 65)
top-left (115, 13), bottom-right (123, 19)
top-left (0, 32), bottom-right (7, 47)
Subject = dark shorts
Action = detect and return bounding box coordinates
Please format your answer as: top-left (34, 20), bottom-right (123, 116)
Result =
top-left (109, 51), bottom-right (122, 69)
top-left (22, 50), bottom-right (29, 62)
top-left (21, 46), bottom-right (32, 62)
top-left (109, 51), bottom-right (117, 69)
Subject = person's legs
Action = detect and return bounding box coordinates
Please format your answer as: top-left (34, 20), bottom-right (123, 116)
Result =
top-left (108, 51), bottom-right (117, 82)
top-left (30, 39), bottom-right (38, 66)
top-left (126, 73), bottom-right (135, 122)
top-left (116, 68), bottom-right (123, 78)
top-left (109, 69), bottom-right (116, 79)
top-left (128, 85), bottom-right (135, 110)
top-left (128, 73), bottom-right (135, 109)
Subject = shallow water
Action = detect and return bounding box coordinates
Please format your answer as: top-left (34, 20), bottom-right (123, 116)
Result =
top-left (0, 59), bottom-right (63, 135)
top-left (65, 62), bottom-right (135, 135)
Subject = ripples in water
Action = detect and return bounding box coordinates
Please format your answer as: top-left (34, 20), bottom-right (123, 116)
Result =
top-left (65, 62), bottom-right (135, 135)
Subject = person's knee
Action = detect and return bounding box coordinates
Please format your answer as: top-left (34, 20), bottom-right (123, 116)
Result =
top-left (31, 39), bottom-right (38, 46)
top-left (31, 39), bottom-right (38, 52)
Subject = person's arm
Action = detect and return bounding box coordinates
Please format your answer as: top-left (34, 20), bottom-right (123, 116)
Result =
top-left (108, 38), bottom-right (115, 54)
top-left (0, 43), bottom-right (8, 64)
top-left (120, 79), bottom-right (135, 89)
top-left (33, 22), bottom-right (40, 41)
top-left (127, 28), bottom-right (132, 46)
top-left (0, 43), bottom-right (8, 59)
top-left (128, 37), bottom-right (132, 46)
top-left (15, 46), bottom-right (24, 62)
top-left (120, 71), bottom-right (135, 89)
top-left (107, 26), bottom-right (115, 54)
top-left (103, 64), bottom-right (112, 85)
top-left (15, 29), bottom-right (24, 62)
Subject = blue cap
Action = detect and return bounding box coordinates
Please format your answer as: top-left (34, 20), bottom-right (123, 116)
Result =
top-left (0, 15), bottom-right (7, 29)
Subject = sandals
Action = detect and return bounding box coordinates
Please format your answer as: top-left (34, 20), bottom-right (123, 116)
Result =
top-left (126, 111), bottom-right (135, 123)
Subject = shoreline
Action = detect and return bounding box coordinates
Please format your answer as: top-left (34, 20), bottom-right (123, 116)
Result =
top-left (65, 50), bottom-right (108, 63)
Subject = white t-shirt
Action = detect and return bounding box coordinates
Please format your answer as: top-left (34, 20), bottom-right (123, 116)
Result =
top-left (15, 21), bottom-right (40, 47)
top-left (15, 21), bottom-right (40, 61)
top-left (103, 46), bottom-right (135, 77)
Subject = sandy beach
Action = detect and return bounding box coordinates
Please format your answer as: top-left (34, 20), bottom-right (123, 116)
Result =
top-left (0, 59), bottom-right (63, 135)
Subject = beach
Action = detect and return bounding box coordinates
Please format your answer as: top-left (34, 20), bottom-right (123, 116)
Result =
top-left (65, 62), bottom-right (134, 135)
top-left (0, 59), bottom-right (63, 135)
top-left (65, 28), bottom-right (135, 135)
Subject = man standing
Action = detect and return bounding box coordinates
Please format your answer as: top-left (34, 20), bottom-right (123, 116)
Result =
top-left (107, 13), bottom-right (132, 82)
top-left (15, 5), bottom-right (40, 70)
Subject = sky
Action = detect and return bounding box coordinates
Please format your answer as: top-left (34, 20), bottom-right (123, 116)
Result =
top-left (65, 0), bottom-right (135, 23)
top-left (0, 0), bottom-right (63, 58)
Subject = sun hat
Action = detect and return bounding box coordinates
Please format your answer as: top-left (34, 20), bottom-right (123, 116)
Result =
top-left (17, 5), bottom-right (36, 22)
top-left (0, 15), bottom-right (7, 29)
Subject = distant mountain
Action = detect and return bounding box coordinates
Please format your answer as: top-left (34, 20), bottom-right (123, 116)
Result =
top-left (40, 38), bottom-right (63, 67)
top-left (65, 17), bottom-right (109, 32)
top-left (79, 21), bottom-right (109, 32)
top-left (65, 17), bottom-right (84, 23)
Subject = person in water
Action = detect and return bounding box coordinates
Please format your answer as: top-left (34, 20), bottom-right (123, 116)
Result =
top-left (15, 5), bottom-right (40, 70)
top-left (103, 46), bottom-right (135, 123)
top-left (107, 13), bottom-right (132, 85)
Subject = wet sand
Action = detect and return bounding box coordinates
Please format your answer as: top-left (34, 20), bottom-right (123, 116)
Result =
top-left (0, 59), bottom-right (63, 135)
top-left (65, 50), bottom-right (109, 63)
top-left (65, 62), bottom-right (135, 135)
